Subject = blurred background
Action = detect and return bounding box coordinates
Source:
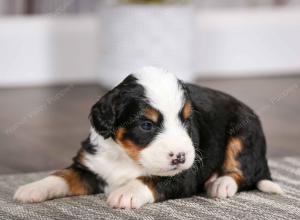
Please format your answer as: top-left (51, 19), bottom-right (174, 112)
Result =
top-left (0, 0), bottom-right (299, 174)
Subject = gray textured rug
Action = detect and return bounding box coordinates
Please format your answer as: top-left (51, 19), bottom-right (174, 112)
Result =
top-left (0, 157), bottom-right (299, 220)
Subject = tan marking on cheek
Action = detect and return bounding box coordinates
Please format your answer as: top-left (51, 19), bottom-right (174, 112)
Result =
top-left (183, 102), bottom-right (192, 120)
top-left (223, 137), bottom-right (244, 186)
top-left (120, 139), bottom-right (141, 161)
top-left (115, 127), bottom-right (141, 161)
top-left (144, 108), bottom-right (159, 123)
top-left (53, 169), bottom-right (89, 196)
top-left (137, 177), bottom-right (159, 202)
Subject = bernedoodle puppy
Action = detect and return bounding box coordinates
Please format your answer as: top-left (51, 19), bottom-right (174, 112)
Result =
top-left (14, 67), bottom-right (282, 208)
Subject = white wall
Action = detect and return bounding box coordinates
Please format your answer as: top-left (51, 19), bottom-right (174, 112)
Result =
top-left (1, 7), bottom-right (300, 87)
top-left (0, 16), bottom-right (100, 87)
top-left (194, 7), bottom-right (300, 78)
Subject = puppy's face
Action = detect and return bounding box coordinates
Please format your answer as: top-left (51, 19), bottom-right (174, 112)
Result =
top-left (90, 68), bottom-right (195, 176)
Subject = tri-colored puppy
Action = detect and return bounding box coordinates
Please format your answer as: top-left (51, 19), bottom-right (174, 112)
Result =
top-left (14, 67), bottom-right (282, 208)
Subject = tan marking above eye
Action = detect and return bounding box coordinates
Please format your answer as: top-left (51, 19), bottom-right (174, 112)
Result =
top-left (115, 127), bottom-right (141, 161)
top-left (182, 101), bottom-right (192, 120)
top-left (223, 137), bottom-right (244, 186)
top-left (144, 108), bottom-right (159, 123)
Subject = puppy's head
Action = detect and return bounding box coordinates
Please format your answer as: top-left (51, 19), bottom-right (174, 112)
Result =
top-left (90, 67), bottom-right (195, 176)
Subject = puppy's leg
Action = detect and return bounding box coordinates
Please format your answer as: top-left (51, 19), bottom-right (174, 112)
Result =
top-left (107, 178), bottom-right (155, 209)
top-left (107, 174), bottom-right (198, 209)
top-left (206, 133), bottom-right (281, 198)
top-left (14, 175), bottom-right (69, 203)
top-left (206, 137), bottom-right (244, 198)
top-left (14, 164), bottom-right (104, 203)
top-left (205, 174), bottom-right (238, 198)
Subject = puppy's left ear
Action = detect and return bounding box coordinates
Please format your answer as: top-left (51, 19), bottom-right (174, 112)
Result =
top-left (89, 89), bottom-right (119, 139)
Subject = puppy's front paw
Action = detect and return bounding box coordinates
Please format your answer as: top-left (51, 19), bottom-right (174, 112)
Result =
top-left (14, 182), bottom-right (49, 203)
top-left (206, 176), bottom-right (238, 199)
top-left (107, 179), bottom-right (154, 209)
top-left (14, 176), bottom-right (69, 203)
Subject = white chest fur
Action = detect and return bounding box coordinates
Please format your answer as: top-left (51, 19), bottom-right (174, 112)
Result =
top-left (83, 128), bottom-right (145, 194)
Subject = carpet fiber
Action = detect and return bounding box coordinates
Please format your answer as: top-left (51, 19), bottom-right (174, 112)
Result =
top-left (0, 157), bottom-right (299, 220)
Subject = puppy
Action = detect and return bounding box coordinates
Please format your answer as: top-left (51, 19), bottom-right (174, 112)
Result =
top-left (14, 67), bottom-right (282, 208)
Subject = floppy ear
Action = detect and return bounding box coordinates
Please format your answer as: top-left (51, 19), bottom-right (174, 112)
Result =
top-left (89, 74), bottom-right (139, 138)
top-left (89, 89), bottom-right (118, 139)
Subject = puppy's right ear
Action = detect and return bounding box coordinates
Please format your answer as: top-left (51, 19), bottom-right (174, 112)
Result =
top-left (89, 89), bottom-right (118, 139)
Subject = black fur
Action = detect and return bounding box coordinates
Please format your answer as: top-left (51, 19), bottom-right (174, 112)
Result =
top-left (77, 77), bottom-right (271, 201)
top-left (81, 136), bottom-right (97, 155)
top-left (121, 113), bottom-right (163, 148)
top-left (136, 84), bottom-right (271, 200)
top-left (90, 75), bottom-right (145, 138)
top-left (90, 74), bottom-right (164, 148)
top-left (187, 84), bottom-right (271, 191)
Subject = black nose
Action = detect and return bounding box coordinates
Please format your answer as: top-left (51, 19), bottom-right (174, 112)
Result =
top-left (171, 152), bottom-right (186, 165)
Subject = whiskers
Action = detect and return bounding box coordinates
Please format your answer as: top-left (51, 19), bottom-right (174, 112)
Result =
top-left (191, 147), bottom-right (205, 173)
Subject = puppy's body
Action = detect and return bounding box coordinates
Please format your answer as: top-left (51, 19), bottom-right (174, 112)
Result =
top-left (14, 67), bottom-right (282, 208)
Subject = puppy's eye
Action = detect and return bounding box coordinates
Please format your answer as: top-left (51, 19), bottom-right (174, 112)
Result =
top-left (140, 121), bottom-right (153, 131)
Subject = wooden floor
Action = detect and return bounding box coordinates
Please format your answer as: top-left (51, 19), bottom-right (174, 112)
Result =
top-left (0, 77), bottom-right (299, 174)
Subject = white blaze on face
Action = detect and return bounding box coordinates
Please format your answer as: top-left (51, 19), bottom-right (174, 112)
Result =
top-left (134, 67), bottom-right (195, 176)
